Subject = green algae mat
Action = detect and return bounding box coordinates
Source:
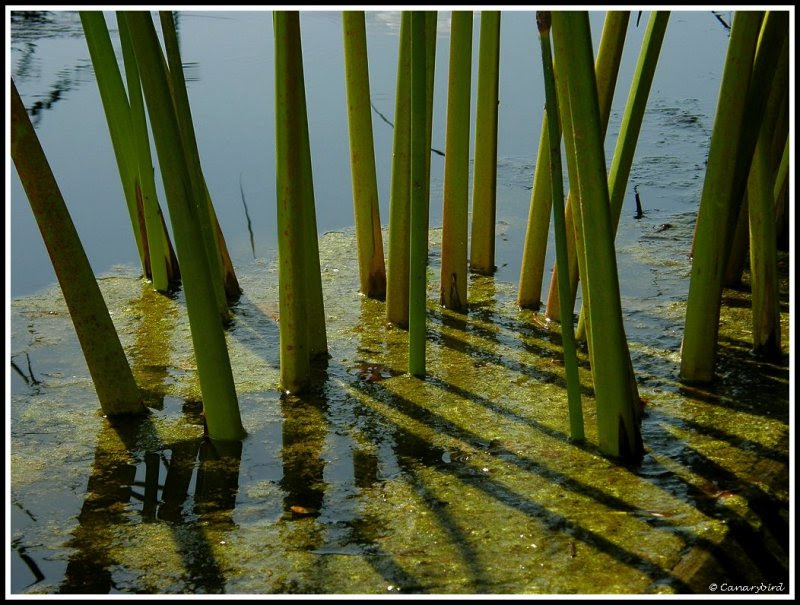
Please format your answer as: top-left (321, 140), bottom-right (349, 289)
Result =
top-left (9, 221), bottom-right (790, 595)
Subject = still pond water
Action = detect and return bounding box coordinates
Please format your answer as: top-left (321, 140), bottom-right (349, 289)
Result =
top-left (8, 9), bottom-right (791, 595)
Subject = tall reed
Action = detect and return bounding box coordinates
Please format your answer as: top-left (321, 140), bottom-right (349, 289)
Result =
top-left (544, 11), bottom-right (630, 320)
top-left (11, 78), bottom-right (146, 417)
top-left (294, 14), bottom-right (328, 360)
top-left (469, 11), bottom-right (501, 275)
top-left (343, 11), bottom-right (387, 300)
top-left (537, 12), bottom-right (583, 441)
top-left (551, 11), bottom-right (642, 461)
top-left (747, 35), bottom-right (788, 358)
top-left (572, 11), bottom-right (669, 339)
top-left (159, 11), bottom-right (235, 318)
top-left (126, 11), bottom-right (245, 440)
top-left (520, 11), bottom-right (628, 311)
top-left (81, 11), bottom-right (178, 291)
top-left (680, 11), bottom-right (764, 383)
top-left (386, 12), bottom-right (412, 328)
top-left (116, 11), bottom-right (179, 292)
top-left (440, 11), bottom-right (473, 312)
top-left (408, 11), bottom-right (428, 377)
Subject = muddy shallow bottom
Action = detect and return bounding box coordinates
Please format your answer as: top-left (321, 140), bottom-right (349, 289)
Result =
top-left (9, 221), bottom-right (790, 595)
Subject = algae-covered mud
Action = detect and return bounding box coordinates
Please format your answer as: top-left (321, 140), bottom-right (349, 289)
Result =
top-left (9, 221), bottom-right (790, 594)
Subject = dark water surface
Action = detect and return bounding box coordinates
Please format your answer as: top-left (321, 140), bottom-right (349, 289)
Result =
top-left (7, 9), bottom-right (791, 596)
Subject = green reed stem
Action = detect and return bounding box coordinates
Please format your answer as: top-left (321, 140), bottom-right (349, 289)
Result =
top-left (573, 11), bottom-right (669, 338)
top-left (79, 11), bottom-right (148, 277)
top-left (679, 11), bottom-right (764, 383)
top-left (386, 12), bottom-right (412, 328)
top-left (11, 78), bottom-right (146, 417)
top-left (440, 11), bottom-right (472, 312)
top-left (126, 12), bottom-right (245, 440)
top-left (294, 14), bottom-right (328, 360)
top-left (520, 10), bottom-right (628, 312)
top-left (343, 11), bottom-right (387, 300)
top-left (159, 10), bottom-right (231, 320)
top-left (537, 12), bottom-right (584, 442)
top-left (408, 11), bottom-right (428, 377)
top-left (552, 11), bottom-right (641, 461)
top-left (546, 10), bottom-right (630, 320)
top-left (469, 11), bottom-right (501, 275)
top-left (274, 11), bottom-right (314, 392)
top-left (117, 12), bottom-right (179, 292)
top-left (747, 35), bottom-right (787, 358)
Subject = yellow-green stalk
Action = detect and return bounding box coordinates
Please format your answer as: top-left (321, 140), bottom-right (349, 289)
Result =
top-left (79, 11), bottom-right (148, 278)
top-left (116, 11), bottom-right (179, 292)
top-left (126, 12), bottom-right (245, 440)
top-left (386, 12), bottom-right (412, 328)
top-left (343, 11), bottom-right (387, 300)
top-left (572, 11), bottom-right (669, 339)
top-left (159, 11), bottom-right (231, 320)
top-left (408, 11), bottom-right (428, 377)
top-left (274, 11), bottom-right (313, 392)
top-left (551, 11), bottom-right (642, 461)
top-left (11, 78), bottom-right (146, 417)
top-left (747, 36), bottom-right (787, 358)
top-left (680, 11), bottom-right (765, 383)
top-left (469, 11), bottom-right (501, 275)
top-left (537, 12), bottom-right (584, 441)
top-left (294, 13), bottom-right (329, 360)
top-left (440, 11), bottom-right (473, 312)
top-left (521, 11), bottom-right (628, 311)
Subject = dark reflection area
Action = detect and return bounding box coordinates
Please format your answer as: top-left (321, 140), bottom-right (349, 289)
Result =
top-left (58, 412), bottom-right (243, 594)
top-left (129, 282), bottom-right (179, 411)
top-left (637, 421), bottom-right (789, 589)
top-left (10, 352), bottom-right (43, 394)
top-left (227, 293), bottom-right (281, 370)
top-left (347, 377), bottom-right (691, 592)
top-left (279, 385), bottom-right (329, 521)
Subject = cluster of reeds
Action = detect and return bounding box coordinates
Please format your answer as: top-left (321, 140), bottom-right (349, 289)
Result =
top-left (681, 10), bottom-right (789, 382)
top-left (13, 10), bottom-right (782, 461)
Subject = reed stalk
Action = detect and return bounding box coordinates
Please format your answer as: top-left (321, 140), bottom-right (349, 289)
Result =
top-left (520, 11), bottom-right (628, 312)
top-left (386, 12), bottom-right (412, 328)
top-left (343, 11), bottom-right (387, 300)
top-left (537, 12), bottom-right (583, 441)
top-left (746, 35), bottom-right (787, 358)
top-left (11, 78), bottom-right (146, 417)
top-left (79, 11), bottom-right (147, 277)
top-left (551, 22), bottom-right (592, 353)
top-left (116, 12), bottom-right (179, 292)
top-left (422, 10), bottom-right (437, 252)
top-left (551, 11), bottom-right (641, 461)
top-left (469, 11), bottom-right (501, 275)
top-left (679, 11), bottom-right (765, 383)
top-left (440, 11), bottom-right (472, 312)
top-left (408, 11), bottom-right (428, 377)
top-left (273, 11), bottom-right (320, 391)
top-left (294, 14), bottom-right (328, 360)
top-left (571, 11), bottom-right (669, 338)
top-left (159, 11), bottom-right (232, 319)
top-left (126, 12), bottom-right (245, 440)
